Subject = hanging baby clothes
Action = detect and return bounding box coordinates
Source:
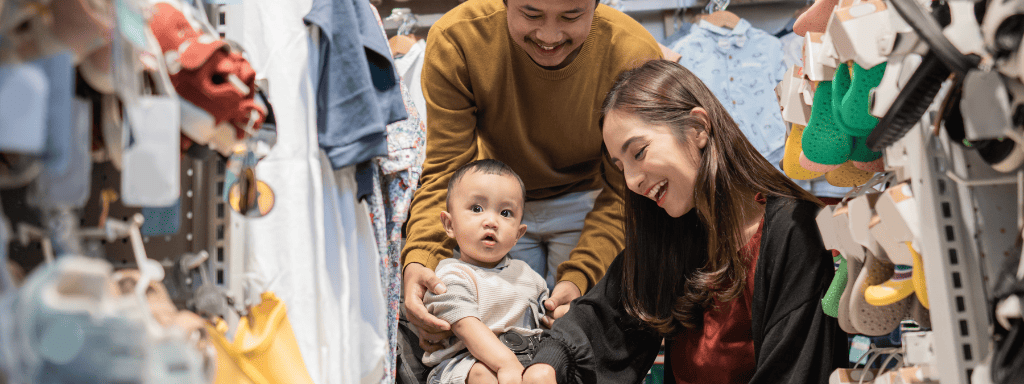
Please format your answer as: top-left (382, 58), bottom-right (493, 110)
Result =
top-left (238, 1), bottom-right (339, 384)
top-left (394, 39), bottom-right (427, 127)
top-left (364, 6), bottom-right (428, 383)
top-left (778, 31), bottom-right (851, 199)
top-left (674, 19), bottom-right (788, 170)
top-left (322, 161), bottom-right (388, 384)
top-left (366, 82), bottom-right (426, 384)
top-left (304, 0), bottom-right (408, 171)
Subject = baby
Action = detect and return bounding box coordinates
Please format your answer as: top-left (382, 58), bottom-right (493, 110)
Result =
top-left (422, 159), bottom-right (549, 384)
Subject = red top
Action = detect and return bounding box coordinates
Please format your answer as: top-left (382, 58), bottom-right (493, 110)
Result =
top-left (671, 195), bottom-right (766, 384)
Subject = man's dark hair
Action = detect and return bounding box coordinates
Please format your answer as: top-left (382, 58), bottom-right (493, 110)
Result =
top-left (446, 159), bottom-right (527, 209)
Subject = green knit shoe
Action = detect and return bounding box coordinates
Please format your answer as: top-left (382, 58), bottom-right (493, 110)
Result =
top-left (823, 253), bottom-right (848, 318)
top-left (841, 62), bottom-right (887, 137)
top-left (832, 62), bottom-right (853, 132)
top-left (850, 137), bottom-right (884, 172)
top-left (802, 81), bottom-right (853, 165)
top-left (849, 137), bottom-right (882, 162)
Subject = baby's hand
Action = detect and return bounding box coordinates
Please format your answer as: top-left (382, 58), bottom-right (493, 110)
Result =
top-left (496, 364), bottom-right (524, 384)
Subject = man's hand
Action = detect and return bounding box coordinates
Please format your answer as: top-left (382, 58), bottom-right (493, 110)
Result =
top-left (522, 364), bottom-right (557, 384)
top-left (402, 263), bottom-right (452, 352)
top-left (541, 281), bottom-right (581, 328)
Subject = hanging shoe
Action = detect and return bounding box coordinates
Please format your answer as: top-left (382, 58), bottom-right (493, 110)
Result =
top-left (823, 252), bottom-right (848, 318)
top-left (794, 0), bottom-right (842, 37)
top-left (800, 151), bottom-right (843, 172)
top-left (840, 255), bottom-right (865, 334)
top-left (826, 161), bottom-right (875, 187)
top-left (841, 62), bottom-right (887, 138)
top-left (909, 243), bottom-right (929, 309)
top-left (849, 137), bottom-right (884, 171)
top-left (865, 264), bottom-right (915, 306)
top-left (784, 125), bottom-right (827, 179)
top-left (850, 252), bottom-right (912, 336)
top-left (802, 80), bottom-right (854, 166)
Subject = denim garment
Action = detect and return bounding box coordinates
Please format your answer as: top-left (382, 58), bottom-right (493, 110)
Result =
top-left (511, 189), bottom-right (600, 291)
top-left (304, 0), bottom-right (408, 170)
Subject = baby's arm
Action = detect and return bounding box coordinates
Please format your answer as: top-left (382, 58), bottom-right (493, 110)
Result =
top-left (452, 317), bottom-right (522, 384)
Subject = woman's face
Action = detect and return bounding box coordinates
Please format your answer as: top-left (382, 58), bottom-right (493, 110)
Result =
top-left (603, 109), bottom-right (708, 218)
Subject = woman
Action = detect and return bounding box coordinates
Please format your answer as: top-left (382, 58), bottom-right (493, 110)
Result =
top-left (521, 60), bottom-right (847, 384)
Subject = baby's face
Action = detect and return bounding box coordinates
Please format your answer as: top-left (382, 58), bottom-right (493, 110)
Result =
top-left (443, 172), bottom-right (526, 268)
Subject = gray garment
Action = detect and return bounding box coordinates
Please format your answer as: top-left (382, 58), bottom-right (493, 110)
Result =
top-left (422, 256), bottom-right (548, 367)
top-left (304, 0), bottom-right (407, 170)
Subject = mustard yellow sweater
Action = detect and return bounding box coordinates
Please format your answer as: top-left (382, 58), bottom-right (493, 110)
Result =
top-left (402, 0), bottom-right (661, 294)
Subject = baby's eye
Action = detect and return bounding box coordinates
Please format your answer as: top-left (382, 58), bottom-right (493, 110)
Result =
top-left (471, 205), bottom-right (483, 213)
top-left (501, 209), bottom-right (513, 218)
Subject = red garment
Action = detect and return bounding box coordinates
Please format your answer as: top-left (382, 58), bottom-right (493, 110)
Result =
top-left (818, 197), bottom-right (843, 206)
top-left (670, 195), bottom-right (766, 384)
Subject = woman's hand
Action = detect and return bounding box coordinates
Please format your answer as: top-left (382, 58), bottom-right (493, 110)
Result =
top-left (522, 364), bottom-right (557, 384)
top-left (402, 263), bottom-right (452, 352)
top-left (541, 281), bottom-right (580, 328)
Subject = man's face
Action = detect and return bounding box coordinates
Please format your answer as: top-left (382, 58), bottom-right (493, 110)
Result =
top-left (506, 0), bottom-right (595, 69)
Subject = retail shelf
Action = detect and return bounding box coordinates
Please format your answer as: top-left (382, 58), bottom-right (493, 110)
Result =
top-left (898, 117), bottom-right (1016, 384)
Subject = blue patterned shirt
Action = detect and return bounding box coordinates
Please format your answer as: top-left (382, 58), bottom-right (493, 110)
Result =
top-left (673, 19), bottom-right (788, 168)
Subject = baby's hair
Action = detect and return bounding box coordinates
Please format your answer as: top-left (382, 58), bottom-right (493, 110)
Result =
top-left (446, 159), bottom-right (527, 209)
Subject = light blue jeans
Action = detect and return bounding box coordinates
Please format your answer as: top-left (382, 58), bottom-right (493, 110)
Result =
top-left (510, 189), bottom-right (601, 290)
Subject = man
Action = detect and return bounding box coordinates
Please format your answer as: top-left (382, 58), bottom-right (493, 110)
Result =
top-left (402, 0), bottom-right (661, 353)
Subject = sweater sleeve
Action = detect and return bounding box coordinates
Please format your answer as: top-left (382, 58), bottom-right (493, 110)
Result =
top-left (749, 198), bottom-right (848, 384)
top-left (401, 26), bottom-right (475, 271)
top-left (529, 253), bottom-right (663, 384)
top-left (555, 153), bottom-right (627, 294)
top-left (555, 19), bottom-right (661, 293)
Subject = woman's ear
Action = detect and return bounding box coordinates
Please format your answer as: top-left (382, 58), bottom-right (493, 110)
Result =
top-left (690, 107), bottom-right (711, 149)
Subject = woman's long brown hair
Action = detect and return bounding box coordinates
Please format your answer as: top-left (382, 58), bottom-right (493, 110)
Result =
top-left (602, 60), bottom-right (821, 335)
